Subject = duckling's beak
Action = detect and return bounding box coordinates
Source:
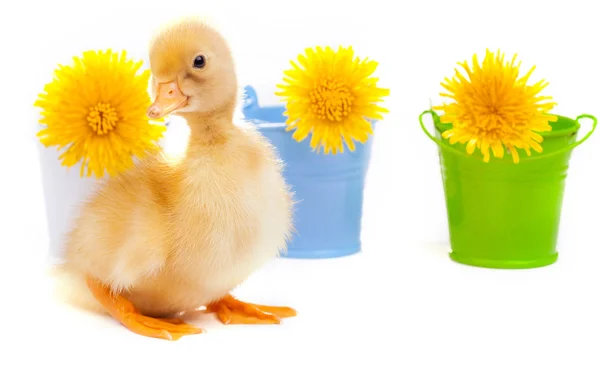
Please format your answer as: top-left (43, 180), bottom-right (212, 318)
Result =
top-left (147, 81), bottom-right (188, 119)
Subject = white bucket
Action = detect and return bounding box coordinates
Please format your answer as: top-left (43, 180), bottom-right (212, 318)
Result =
top-left (35, 113), bottom-right (189, 262)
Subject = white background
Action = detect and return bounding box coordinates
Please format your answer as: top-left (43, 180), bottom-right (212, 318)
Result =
top-left (1, 0), bottom-right (600, 365)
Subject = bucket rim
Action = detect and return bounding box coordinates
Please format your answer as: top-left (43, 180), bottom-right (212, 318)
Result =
top-left (247, 118), bottom-right (379, 131)
top-left (241, 85), bottom-right (379, 132)
top-left (419, 109), bottom-right (597, 163)
top-left (433, 113), bottom-right (581, 138)
top-left (248, 120), bottom-right (288, 130)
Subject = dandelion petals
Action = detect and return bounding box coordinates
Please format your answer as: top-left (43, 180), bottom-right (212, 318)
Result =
top-left (34, 49), bottom-right (165, 178)
top-left (433, 49), bottom-right (556, 164)
top-left (276, 46), bottom-right (388, 154)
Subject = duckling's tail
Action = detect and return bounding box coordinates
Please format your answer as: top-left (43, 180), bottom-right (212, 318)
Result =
top-left (47, 263), bottom-right (108, 316)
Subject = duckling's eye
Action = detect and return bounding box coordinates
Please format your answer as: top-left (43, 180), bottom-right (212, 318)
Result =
top-left (193, 55), bottom-right (206, 69)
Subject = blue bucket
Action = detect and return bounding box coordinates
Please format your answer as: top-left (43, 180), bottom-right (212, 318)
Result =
top-left (242, 86), bottom-right (376, 259)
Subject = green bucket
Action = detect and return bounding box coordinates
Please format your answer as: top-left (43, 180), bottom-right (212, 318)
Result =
top-left (420, 110), bottom-right (597, 269)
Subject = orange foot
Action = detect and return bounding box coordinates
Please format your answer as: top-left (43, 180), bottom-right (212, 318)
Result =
top-left (86, 276), bottom-right (204, 341)
top-left (206, 294), bottom-right (297, 325)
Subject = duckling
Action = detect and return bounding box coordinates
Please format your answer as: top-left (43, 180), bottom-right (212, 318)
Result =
top-left (55, 16), bottom-right (296, 341)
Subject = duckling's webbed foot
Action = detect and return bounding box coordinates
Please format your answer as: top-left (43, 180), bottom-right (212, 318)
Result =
top-left (85, 276), bottom-right (204, 341)
top-left (206, 294), bottom-right (297, 325)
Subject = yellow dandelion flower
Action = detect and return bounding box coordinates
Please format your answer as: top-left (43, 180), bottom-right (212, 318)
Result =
top-left (434, 49), bottom-right (558, 164)
top-left (275, 46), bottom-right (390, 154)
top-left (34, 49), bottom-right (166, 178)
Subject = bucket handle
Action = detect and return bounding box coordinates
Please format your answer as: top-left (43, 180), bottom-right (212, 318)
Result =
top-left (419, 110), bottom-right (597, 163)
